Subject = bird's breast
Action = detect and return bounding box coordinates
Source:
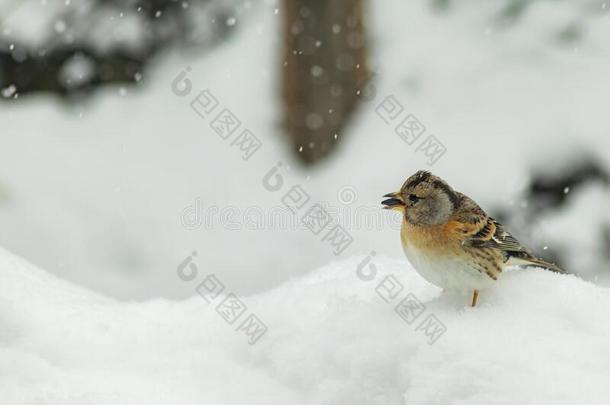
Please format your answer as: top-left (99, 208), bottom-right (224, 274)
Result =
top-left (399, 219), bottom-right (493, 291)
top-left (400, 220), bottom-right (456, 256)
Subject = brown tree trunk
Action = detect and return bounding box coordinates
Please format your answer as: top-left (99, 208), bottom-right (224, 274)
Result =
top-left (281, 0), bottom-right (369, 165)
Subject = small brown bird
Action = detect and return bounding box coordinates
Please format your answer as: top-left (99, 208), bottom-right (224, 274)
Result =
top-left (382, 170), bottom-right (564, 307)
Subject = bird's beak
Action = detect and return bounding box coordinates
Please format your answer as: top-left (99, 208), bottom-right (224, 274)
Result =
top-left (381, 192), bottom-right (404, 210)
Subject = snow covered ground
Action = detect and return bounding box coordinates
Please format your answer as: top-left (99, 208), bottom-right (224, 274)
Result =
top-left (1, 1), bottom-right (609, 300)
top-left (2, 247), bottom-right (610, 404)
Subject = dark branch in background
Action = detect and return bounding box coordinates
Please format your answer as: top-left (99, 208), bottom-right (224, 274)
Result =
top-left (281, 0), bottom-right (369, 165)
top-left (0, 0), bottom-right (236, 100)
top-left (0, 47), bottom-right (148, 98)
top-left (493, 158), bottom-right (610, 271)
top-left (528, 160), bottom-right (609, 208)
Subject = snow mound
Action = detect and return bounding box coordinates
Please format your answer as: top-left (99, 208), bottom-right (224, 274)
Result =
top-left (2, 247), bottom-right (610, 404)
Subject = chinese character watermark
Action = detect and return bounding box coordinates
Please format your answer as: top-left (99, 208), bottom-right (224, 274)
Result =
top-left (171, 66), bottom-right (263, 162)
top-left (355, 252), bottom-right (447, 344)
top-left (177, 251), bottom-right (268, 345)
top-left (375, 95), bottom-right (446, 166)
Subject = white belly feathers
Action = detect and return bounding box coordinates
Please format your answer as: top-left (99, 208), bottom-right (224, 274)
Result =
top-left (402, 243), bottom-right (495, 292)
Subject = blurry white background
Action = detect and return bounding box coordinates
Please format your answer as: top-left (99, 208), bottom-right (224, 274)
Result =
top-left (1, 0), bottom-right (609, 300)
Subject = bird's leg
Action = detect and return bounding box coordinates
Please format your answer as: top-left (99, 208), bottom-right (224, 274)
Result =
top-left (471, 289), bottom-right (479, 307)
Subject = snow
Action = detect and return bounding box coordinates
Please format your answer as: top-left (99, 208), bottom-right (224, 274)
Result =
top-left (2, 247), bottom-right (609, 404)
top-left (2, 1), bottom-right (609, 402)
top-left (59, 54), bottom-right (96, 89)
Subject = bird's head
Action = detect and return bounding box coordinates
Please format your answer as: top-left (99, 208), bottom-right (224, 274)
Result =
top-left (382, 170), bottom-right (460, 226)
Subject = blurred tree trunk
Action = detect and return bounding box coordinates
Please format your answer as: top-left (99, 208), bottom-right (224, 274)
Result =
top-left (282, 0), bottom-right (368, 165)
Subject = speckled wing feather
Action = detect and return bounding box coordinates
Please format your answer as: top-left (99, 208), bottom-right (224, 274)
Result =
top-left (449, 193), bottom-right (565, 273)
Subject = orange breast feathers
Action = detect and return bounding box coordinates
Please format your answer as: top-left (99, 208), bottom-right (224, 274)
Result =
top-left (400, 219), bottom-right (461, 254)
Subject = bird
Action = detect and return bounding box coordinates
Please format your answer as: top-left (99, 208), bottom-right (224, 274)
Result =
top-left (382, 170), bottom-right (564, 307)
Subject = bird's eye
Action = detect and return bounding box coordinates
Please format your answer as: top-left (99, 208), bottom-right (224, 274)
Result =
top-left (408, 194), bottom-right (419, 204)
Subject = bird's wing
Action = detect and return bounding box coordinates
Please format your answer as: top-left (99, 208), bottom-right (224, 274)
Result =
top-left (446, 215), bottom-right (522, 251)
top-left (446, 194), bottom-right (564, 273)
top-left (464, 217), bottom-right (527, 253)
top-left (446, 193), bottom-right (528, 253)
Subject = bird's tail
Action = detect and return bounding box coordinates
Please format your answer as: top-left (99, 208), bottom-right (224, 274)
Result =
top-left (507, 252), bottom-right (566, 274)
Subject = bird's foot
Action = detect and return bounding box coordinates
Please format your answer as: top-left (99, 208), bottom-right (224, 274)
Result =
top-left (470, 289), bottom-right (479, 307)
